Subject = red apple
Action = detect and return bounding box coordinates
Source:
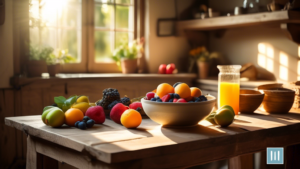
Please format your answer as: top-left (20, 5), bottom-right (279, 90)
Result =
top-left (85, 106), bottom-right (106, 124)
top-left (158, 64), bottom-right (167, 74)
top-left (110, 103), bottom-right (129, 124)
top-left (166, 63), bottom-right (176, 74)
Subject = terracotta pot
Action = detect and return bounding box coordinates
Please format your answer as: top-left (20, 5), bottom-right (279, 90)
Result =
top-left (27, 60), bottom-right (48, 77)
top-left (197, 61), bottom-right (209, 79)
top-left (47, 64), bottom-right (61, 77)
top-left (121, 58), bottom-right (138, 74)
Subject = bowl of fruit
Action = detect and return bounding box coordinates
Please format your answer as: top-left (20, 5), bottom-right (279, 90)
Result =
top-left (141, 82), bottom-right (216, 127)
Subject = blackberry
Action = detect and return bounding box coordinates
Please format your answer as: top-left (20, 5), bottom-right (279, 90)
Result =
top-left (136, 107), bottom-right (142, 113)
top-left (174, 94), bottom-right (180, 99)
top-left (121, 97), bottom-right (131, 106)
top-left (99, 88), bottom-right (121, 109)
top-left (173, 82), bottom-right (182, 88)
top-left (156, 99), bottom-right (162, 102)
top-left (169, 99), bottom-right (173, 102)
top-left (108, 100), bottom-right (121, 110)
top-left (151, 98), bottom-right (156, 101)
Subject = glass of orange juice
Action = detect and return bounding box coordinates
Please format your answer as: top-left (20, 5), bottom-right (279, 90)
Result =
top-left (217, 65), bottom-right (241, 115)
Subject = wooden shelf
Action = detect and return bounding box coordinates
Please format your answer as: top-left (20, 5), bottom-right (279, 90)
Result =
top-left (177, 11), bottom-right (300, 31)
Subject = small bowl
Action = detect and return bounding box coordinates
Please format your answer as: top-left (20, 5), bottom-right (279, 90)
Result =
top-left (141, 95), bottom-right (216, 127)
top-left (260, 88), bottom-right (295, 114)
top-left (239, 89), bottom-right (264, 114)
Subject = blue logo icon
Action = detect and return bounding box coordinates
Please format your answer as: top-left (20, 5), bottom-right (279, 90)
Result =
top-left (267, 147), bottom-right (284, 164)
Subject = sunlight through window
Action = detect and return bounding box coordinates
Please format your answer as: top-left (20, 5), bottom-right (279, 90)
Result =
top-left (280, 66), bottom-right (288, 81)
top-left (258, 54), bottom-right (266, 68)
top-left (266, 58), bottom-right (273, 72)
top-left (267, 47), bottom-right (274, 58)
top-left (280, 52), bottom-right (288, 67)
top-left (258, 43), bottom-right (266, 54)
top-left (257, 43), bottom-right (274, 72)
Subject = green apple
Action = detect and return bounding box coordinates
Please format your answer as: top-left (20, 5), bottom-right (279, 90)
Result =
top-left (42, 107), bottom-right (60, 124)
top-left (45, 108), bottom-right (65, 127)
top-left (219, 105), bottom-right (235, 116)
top-left (205, 111), bottom-right (217, 125)
top-left (214, 108), bottom-right (234, 127)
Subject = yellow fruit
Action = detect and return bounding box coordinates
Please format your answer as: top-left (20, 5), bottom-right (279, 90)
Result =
top-left (71, 102), bottom-right (91, 114)
top-left (175, 83), bottom-right (191, 99)
top-left (121, 109), bottom-right (142, 129)
top-left (89, 103), bottom-right (96, 107)
top-left (77, 96), bottom-right (89, 103)
top-left (65, 108), bottom-right (84, 126)
top-left (156, 83), bottom-right (174, 98)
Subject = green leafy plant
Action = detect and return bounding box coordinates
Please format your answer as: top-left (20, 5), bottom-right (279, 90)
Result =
top-left (29, 45), bottom-right (54, 61)
top-left (112, 39), bottom-right (142, 69)
top-left (46, 49), bottom-right (77, 65)
top-left (54, 95), bottom-right (78, 112)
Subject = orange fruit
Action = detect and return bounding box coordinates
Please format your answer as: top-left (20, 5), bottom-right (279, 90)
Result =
top-left (190, 87), bottom-right (202, 97)
top-left (175, 83), bottom-right (191, 99)
top-left (156, 83), bottom-right (174, 98)
top-left (121, 109), bottom-right (142, 128)
top-left (65, 108), bottom-right (84, 126)
top-left (152, 89), bottom-right (157, 93)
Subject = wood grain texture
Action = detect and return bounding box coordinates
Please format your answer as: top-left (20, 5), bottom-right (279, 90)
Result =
top-left (5, 110), bottom-right (300, 168)
top-left (177, 11), bottom-right (300, 31)
top-left (26, 135), bottom-right (37, 169)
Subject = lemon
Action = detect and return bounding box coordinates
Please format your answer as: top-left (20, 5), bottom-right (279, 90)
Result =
top-left (77, 96), bottom-right (89, 103)
top-left (71, 102), bottom-right (91, 114)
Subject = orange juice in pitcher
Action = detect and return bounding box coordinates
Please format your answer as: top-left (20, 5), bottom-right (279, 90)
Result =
top-left (217, 65), bottom-right (241, 115)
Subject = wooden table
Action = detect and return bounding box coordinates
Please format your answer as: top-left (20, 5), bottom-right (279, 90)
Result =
top-left (5, 111), bottom-right (300, 169)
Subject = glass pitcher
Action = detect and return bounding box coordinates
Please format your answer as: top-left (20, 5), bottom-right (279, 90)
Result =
top-left (217, 65), bottom-right (241, 115)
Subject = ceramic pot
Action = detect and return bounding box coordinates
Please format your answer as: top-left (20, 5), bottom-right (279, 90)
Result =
top-left (47, 64), bottom-right (60, 77)
top-left (121, 58), bottom-right (137, 74)
top-left (197, 61), bottom-right (209, 79)
top-left (27, 60), bottom-right (48, 77)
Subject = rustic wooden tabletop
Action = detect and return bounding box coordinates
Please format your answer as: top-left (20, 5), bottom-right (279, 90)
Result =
top-left (5, 110), bottom-right (300, 169)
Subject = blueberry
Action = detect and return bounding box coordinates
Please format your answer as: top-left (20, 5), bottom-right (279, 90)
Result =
top-left (136, 107), bottom-right (142, 112)
top-left (151, 98), bottom-right (157, 101)
top-left (75, 121), bottom-right (80, 128)
top-left (194, 98), bottom-right (201, 102)
top-left (169, 99), bottom-right (173, 102)
top-left (82, 116), bottom-right (90, 122)
top-left (78, 122), bottom-right (87, 130)
top-left (169, 93), bottom-right (174, 99)
top-left (86, 119), bottom-right (95, 128)
top-left (173, 82), bottom-right (182, 88)
top-left (189, 101), bottom-right (194, 103)
top-left (156, 99), bottom-right (162, 102)
top-left (199, 95), bottom-right (207, 101)
top-left (174, 94), bottom-right (180, 99)
top-left (155, 96), bottom-right (160, 100)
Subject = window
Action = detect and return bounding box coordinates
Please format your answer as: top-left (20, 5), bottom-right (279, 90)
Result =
top-left (29, 0), bottom-right (139, 73)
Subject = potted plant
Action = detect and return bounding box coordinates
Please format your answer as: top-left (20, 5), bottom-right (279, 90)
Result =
top-left (112, 39), bottom-right (142, 74)
top-left (27, 45), bottom-right (53, 77)
top-left (46, 49), bottom-right (76, 76)
top-left (189, 46), bottom-right (219, 79)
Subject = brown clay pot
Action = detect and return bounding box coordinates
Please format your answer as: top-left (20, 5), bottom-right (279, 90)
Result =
top-left (47, 64), bottom-right (61, 77)
top-left (121, 58), bottom-right (138, 74)
top-left (197, 61), bottom-right (209, 79)
top-left (27, 60), bottom-right (48, 77)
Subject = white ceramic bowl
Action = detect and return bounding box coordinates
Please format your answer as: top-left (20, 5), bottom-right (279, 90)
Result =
top-left (141, 95), bottom-right (216, 127)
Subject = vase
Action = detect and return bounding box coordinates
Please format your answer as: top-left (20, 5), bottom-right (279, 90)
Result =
top-left (197, 61), bottom-right (209, 79)
top-left (47, 64), bottom-right (61, 77)
top-left (121, 58), bottom-right (138, 74)
top-left (27, 60), bottom-right (48, 77)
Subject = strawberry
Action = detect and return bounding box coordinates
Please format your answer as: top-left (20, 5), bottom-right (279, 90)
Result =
top-left (173, 98), bottom-right (178, 102)
top-left (177, 98), bottom-right (187, 103)
top-left (161, 94), bottom-right (171, 102)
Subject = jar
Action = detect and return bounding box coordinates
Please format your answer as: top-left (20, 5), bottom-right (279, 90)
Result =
top-left (217, 65), bottom-right (241, 115)
top-left (243, 0), bottom-right (260, 13)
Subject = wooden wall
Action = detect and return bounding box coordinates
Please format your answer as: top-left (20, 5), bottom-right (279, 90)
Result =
top-left (0, 75), bottom-right (196, 169)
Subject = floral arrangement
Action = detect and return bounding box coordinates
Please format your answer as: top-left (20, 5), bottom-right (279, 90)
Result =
top-left (189, 46), bottom-right (219, 62)
top-left (46, 49), bottom-right (77, 65)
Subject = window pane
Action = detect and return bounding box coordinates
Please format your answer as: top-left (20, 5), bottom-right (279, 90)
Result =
top-left (115, 32), bottom-right (133, 48)
top-left (115, 0), bottom-right (133, 4)
top-left (95, 4), bottom-right (114, 28)
top-left (61, 3), bottom-right (82, 28)
top-left (59, 29), bottom-right (81, 61)
top-left (95, 0), bottom-right (114, 3)
top-left (116, 5), bottom-right (134, 30)
top-left (95, 31), bottom-right (114, 62)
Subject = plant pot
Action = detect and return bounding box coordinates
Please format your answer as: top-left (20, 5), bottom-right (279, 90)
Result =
top-left (121, 58), bottom-right (138, 74)
top-left (197, 61), bottom-right (209, 79)
top-left (27, 60), bottom-right (48, 77)
top-left (47, 64), bottom-right (61, 77)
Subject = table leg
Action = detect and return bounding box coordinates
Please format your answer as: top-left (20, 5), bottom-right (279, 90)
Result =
top-left (26, 135), bottom-right (37, 169)
top-left (229, 154), bottom-right (254, 169)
